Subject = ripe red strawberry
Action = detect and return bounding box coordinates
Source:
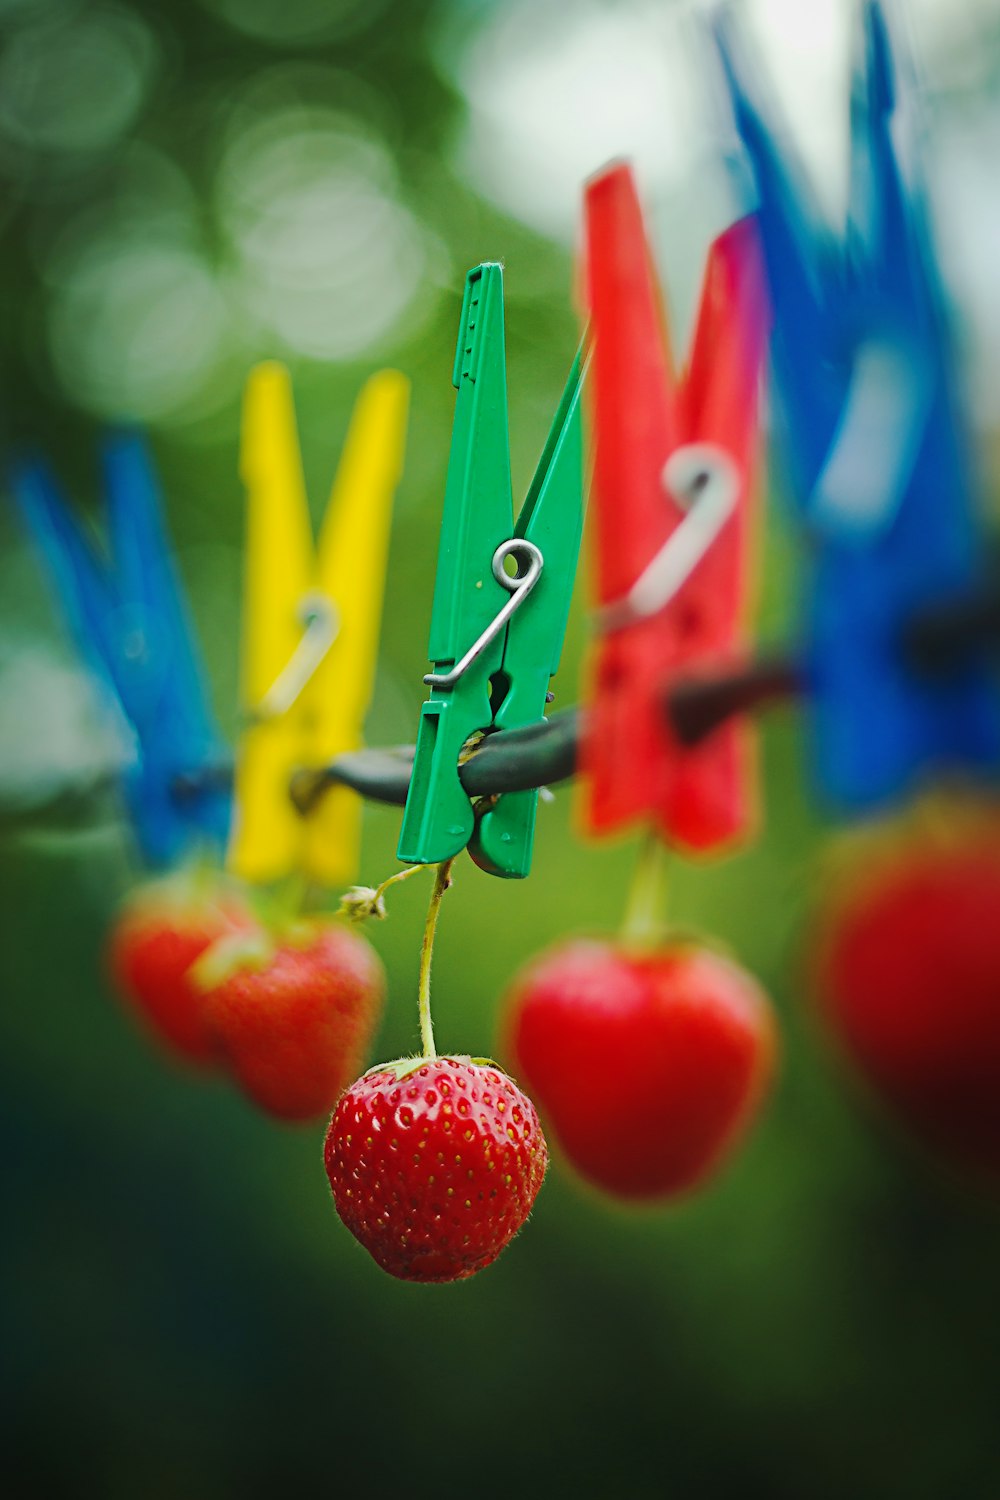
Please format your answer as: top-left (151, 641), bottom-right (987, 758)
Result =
top-left (501, 939), bottom-right (775, 1200)
top-left (812, 806), bottom-right (1000, 1179)
top-left (108, 874), bottom-right (251, 1066)
top-left (324, 1056), bottom-right (548, 1282)
top-left (196, 920), bottom-right (385, 1122)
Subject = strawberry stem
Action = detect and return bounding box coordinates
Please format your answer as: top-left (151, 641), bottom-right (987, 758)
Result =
top-left (340, 862), bottom-right (433, 923)
top-left (417, 857), bottom-right (456, 1059)
top-left (375, 862), bottom-right (430, 904)
top-left (620, 830), bottom-right (669, 948)
top-left (272, 870), bottom-right (312, 926)
top-left (188, 850), bottom-right (218, 905)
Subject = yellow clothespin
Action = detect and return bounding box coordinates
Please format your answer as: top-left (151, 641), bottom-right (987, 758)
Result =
top-left (229, 361), bottom-right (409, 886)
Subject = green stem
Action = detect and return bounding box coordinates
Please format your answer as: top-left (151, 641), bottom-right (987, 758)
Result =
top-left (301, 877), bottom-right (328, 914)
top-left (373, 862), bottom-right (430, 905)
top-left (417, 857), bottom-right (456, 1060)
top-left (620, 831), bottom-right (669, 948)
top-left (188, 848), bottom-right (217, 901)
top-left (274, 870), bottom-right (312, 926)
top-left (180, 843), bottom-right (229, 909)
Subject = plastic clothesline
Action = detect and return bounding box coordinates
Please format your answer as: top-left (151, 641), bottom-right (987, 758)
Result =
top-left (164, 575), bottom-right (1000, 815)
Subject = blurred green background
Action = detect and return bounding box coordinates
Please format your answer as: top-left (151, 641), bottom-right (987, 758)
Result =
top-left (4, 0), bottom-right (1000, 1495)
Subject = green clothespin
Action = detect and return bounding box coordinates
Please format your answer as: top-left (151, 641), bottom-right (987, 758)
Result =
top-left (397, 262), bottom-right (585, 879)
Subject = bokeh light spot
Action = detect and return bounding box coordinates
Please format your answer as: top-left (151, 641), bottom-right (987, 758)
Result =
top-left (436, 0), bottom-right (705, 242)
top-left (0, 645), bottom-right (128, 814)
top-left (216, 108), bottom-right (429, 359)
top-left (437, 0), bottom-right (853, 242)
top-left (0, 5), bottom-right (157, 159)
top-left (47, 238), bottom-right (231, 422)
top-left (200, 0), bottom-right (386, 46)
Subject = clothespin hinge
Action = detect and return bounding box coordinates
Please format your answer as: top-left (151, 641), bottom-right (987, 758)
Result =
top-left (597, 443), bottom-right (738, 633)
top-left (249, 590), bottom-right (339, 722)
top-left (423, 538), bottom-right (544, 690)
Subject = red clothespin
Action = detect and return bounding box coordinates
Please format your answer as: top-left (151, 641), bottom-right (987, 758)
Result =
top-left (579, 161), bottom-right (769, 851)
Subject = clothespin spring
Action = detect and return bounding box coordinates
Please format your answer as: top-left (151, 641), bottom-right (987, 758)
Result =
top-left (597, 443), bottom-right (739, 633)
top-left (424, 539), bottom-right (544, 690)
top-left (249, 591), bottom-right (339, 721)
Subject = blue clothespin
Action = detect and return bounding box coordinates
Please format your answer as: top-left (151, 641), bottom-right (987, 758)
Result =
top-left (715, 0), bottom-right (1000, 808)
top-left (10, 434), bottom-right (230, 864)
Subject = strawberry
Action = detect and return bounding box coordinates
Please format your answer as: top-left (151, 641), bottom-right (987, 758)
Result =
top-left (195, 919), bottom-right (385, 1122)
top-left (500, 939), bottom-right (776, 1200)
top-left (107, 873), bottom-right (251, 1066)
top-left (811, 802), bottom-right (1000, 1179)
top-left (324, 1056), bottom-right (548, 1282)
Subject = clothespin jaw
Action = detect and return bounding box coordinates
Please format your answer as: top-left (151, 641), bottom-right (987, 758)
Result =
top-left (229, 362), bottom-right (409, 887)
top-left (10, 436), bottom-right (229, 865)
top-left (716, 0), bottom-right (1000, 810)
top-left (304, 369), bottom-right (410, 881)
top-left (579, 161), bottom-right (768, 853)
top-left (470, 344), bottom-right (586, 877)
top-left (396, 263), bottom-right (586, 879)
top-left (396, 265), bottom-right (513, 873)
top-left (714, 0), bottom-right (943, 510)
top-left (228, 362), bottom-right (316, 884)
top-left (712, 12), bottom-right (841, 502)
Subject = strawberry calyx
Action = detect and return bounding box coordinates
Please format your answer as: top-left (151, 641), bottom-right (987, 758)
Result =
top-left (270, 916), bottom-right (332, 950)
top-left (190, 929), bottom-right (275, 991)
top-left (190, 911), bottom-right (348, 991)
top-left (618, 925), bottom-right (737, 964)
top-left (362, 1053), bottom-right (501, 1084)
top-left (339, 864), bottom-right (434, 926)
top-left (118, 864), bottom-right (236, 923)
top-left (340, 885), bottom-right (388, 923)
top-left (817, 788), bottom-right (1000, 896)
top-left (808, 791), bottom-right (1000, 972)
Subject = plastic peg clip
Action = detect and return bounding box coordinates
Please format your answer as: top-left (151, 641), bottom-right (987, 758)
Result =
top-left (579, 161), bottom-right (768, 852)
top-left (229, 362), bottom-right (409, 886)
top-left (714, 0), bottom-right (1000, 808)
top-left (397, 263), bottom-right (586, 879)
top-left (10, 434), bottom-right (230, 865)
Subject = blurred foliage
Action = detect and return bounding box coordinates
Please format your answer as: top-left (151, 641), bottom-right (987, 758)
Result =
top-left (4, 1), bottom-right (1000, 1498)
